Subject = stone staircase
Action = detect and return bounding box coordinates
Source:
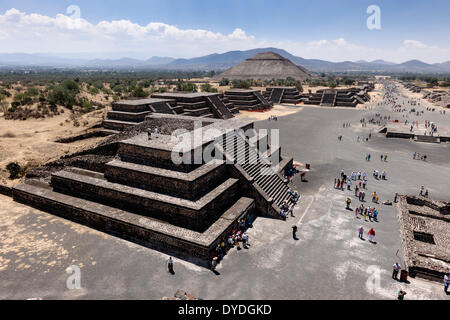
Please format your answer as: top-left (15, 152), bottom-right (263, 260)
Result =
top-left (218, 130), bottom-right (291, 211)
top-left (206, 95), bottom-right (234, 120)
top-left (270, 88), bottom-right (285, 104)
top-left (254, 90), bottom-right (273, 109)
top-left (320, 91), bottom-right (337, 106)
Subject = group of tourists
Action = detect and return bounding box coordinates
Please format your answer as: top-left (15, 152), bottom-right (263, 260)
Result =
top-left (147, 127), bottom-right (159, 140)
top-left (355, 204), bottom-right (379, 222)
top-left (334, 171), bottom-right (369, 192)
top-left (372, 170), bottom-right (387, 180)
top-left (342, 122), bottom-right (351, 128)
top-left (280, 190), bottom-right (300, 220)
top-left (419, 186), bottom-right (430, 198)
top-left (358, 226), bottom-right (376, 243)
top-left (413, 152), bottom-right (427, 161)
top-left (209, 218), bottom-right (252, 270)
top-left (268, 115), bottom-right (279, 121)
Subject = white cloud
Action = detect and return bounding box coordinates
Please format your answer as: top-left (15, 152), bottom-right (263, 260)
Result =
top-left (0, 8), bottom-right (449, 63)
top-left (0, 8), bottom-right (255, 57)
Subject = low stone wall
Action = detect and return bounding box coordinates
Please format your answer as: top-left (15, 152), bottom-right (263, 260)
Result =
top-left (107, 111), bottom-right (151, 123)
top-left (0, 184), bottom-right (12, 197)
top-left (386, 131), bottom-right (414, 139)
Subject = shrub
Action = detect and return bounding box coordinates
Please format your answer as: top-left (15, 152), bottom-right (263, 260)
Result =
top-left (6, 162), bottom-right (27, 179)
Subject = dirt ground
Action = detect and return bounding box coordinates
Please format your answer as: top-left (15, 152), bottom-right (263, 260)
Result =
top-left (0, 110), bottom-right (105, 187)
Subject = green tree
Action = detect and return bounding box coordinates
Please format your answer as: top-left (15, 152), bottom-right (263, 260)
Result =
top-left (200, 83), bottom-right (218, 93)
top-left (131, 86), bottom-right (149, 98)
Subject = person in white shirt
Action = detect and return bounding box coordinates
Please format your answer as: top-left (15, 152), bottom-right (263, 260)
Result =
top-left (167, 257), bottom-right (174, 274)
top-left (392, 263), bottom-right (401, 280)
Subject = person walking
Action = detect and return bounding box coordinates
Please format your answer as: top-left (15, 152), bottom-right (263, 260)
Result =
top-left (167, 257), bottom-right (174, 274)
top-left (368, 228), bottom-right (376, 243)
top-left (346, 198), bottom-right (352, 210)
top-left (358, 226), bottom-right (364, 239)
top-left (394, 193), bottom-right (398, 203)
top-left (392, 263), bottom-right (401, 280)
top-left (292, 226), bottom-right (298, 240)
top-left (242, 233), bottom-right (249, 248)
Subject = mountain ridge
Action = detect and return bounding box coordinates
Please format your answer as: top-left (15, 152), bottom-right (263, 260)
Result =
top-left (0, 49), bottom-right (449, 73)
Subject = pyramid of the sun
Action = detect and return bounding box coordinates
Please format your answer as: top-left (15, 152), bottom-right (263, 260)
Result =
top-left (215, 52), bottom-right (312, 81)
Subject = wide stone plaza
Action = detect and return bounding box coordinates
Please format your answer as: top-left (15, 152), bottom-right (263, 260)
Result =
top-left (0, 81), bottom-right (449, 300)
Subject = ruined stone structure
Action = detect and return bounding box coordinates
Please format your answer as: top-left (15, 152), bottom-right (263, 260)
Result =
top-left (224, 89), bottom-right (273, 111)
top-left (12, 114), bottom-right (294, 266)
top-left (397, 195), bottom-right (450, 282)
top-left (214, 52), bottom-right (313, 81)
top-left (103, 93), bottom-right (237, 135)
top-left (423, 91), bottom-right (450, 109)
top-left (103, 98), bottom-right (177, 134)
top-left (303, 85), bottom-right (372, 107)
top-left (263, 87), bottom-right (306, 104)
top-left (403, 82), bottom-right (425, 93)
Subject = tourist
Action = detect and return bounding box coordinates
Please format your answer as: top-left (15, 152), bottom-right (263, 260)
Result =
top-left (358, 226), bottom-right (364, 239)
top-left (147, 127), bottom-right (152, 140)
top-left (444, 274), bottom-right (449, 294)
top-left (424, 190), bottom-right (429, 198)
top-left (242, 233), bottom-right (249, 248)
top-left (347, 180), bottom-right (351, 191)
top-left (227, 236), bottom-right (234, 249)
top-left (368, 228), bottom-right (376, 243)
top-left (211, 257), bottom-right (218, 270)
top-left (167, 257), bottom-right (174, 274)
top-left (397, 290), bottom-right (407, 300)
top-left (419, 186), bottom-right (425, 197)
top-left (292, 225), bottom-right (298, 240)
top-left (346, 198), bottom-right (351, 210)
top-left (394, 193), bottom-right (398, 203)
top-left (392, 263), bottom-right (401, 280)
top-left (154, 127), bottom-right (158, 139)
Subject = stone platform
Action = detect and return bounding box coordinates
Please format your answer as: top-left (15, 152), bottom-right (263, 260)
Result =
top-left (397, 196), bottom-right (450, 282)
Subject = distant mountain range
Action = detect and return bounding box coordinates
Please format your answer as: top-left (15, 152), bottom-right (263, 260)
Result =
top-left (1, 48), bottom-right (449, 73)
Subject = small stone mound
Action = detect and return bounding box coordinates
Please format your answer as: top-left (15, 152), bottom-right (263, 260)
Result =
top-left (162, 289), bottom-right (201, 300)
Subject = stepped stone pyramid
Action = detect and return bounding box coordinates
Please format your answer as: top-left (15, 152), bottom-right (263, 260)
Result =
top-left (215, 52), bottom-right (313, 81)
top-left (103, 93), bottom-right (238, 135)
top-left (304, 85), bottom-right (373, 107)
top-left (263, 87), bottom-right (306, 104)
top-left (13, 113), bottom-right (295, 266)
top-left (224, 89), bottom-right (273, 111)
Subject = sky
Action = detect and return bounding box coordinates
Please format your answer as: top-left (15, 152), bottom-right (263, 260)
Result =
top-left (0, 0), bottom-right (449, 63)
